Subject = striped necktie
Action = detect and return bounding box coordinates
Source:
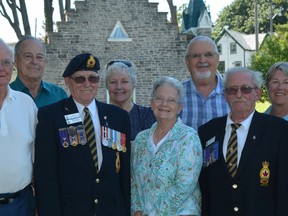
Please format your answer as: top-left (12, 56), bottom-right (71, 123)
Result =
top-left (84, 107), bottom-right (98, 173)
top-left (226, 123), bottom-right (241, 177)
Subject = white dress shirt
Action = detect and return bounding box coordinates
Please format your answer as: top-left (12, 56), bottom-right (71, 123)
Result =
top-left (74, 99), bottom-right (103, 171)
top-left (223, 111), bottom-right (254, 165)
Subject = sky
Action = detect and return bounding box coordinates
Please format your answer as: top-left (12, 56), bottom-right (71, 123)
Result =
top-left (1, 0), bottom-right (233, 43)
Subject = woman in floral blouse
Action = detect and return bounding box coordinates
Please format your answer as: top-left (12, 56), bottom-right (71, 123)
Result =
top-left (131, 76), bottom-right (203, 216)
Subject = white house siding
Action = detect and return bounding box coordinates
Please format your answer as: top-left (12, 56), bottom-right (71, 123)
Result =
top-left (216, 29), bottom-right (267, 73)
top-left (218, 33), bottom-right (246, 71)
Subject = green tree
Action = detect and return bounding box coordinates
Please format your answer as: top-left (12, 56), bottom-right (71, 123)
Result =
top-left (212, 0), bottom-right (288, 38)
top-left (177, 3), bottom-right (187, 31)
top-left (250, 21), bottom-right (288, 101)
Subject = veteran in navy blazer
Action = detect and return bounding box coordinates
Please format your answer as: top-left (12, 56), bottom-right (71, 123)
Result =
top-left (198, 67), bottom-right (288, 216)
top-left (34, 53), bottom-right (131, 216)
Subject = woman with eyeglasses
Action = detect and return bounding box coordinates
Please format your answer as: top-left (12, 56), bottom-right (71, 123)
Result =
top-left (131, 76), bottom-right (203, 216)
top-left (104, 60), bottom-right (156, 141)
top-left (264, 62), bottom-right (288, 120)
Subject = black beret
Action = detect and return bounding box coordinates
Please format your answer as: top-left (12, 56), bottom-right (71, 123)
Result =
top-left (62, 53), bottom-right (100, 77)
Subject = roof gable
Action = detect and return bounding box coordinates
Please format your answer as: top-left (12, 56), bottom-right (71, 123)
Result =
top-left (198, 9), bottom-right (213, 28)
top-left (217, 28), bottom-right (267, 51)
top-left (182, 0), bottom-right (212, 30)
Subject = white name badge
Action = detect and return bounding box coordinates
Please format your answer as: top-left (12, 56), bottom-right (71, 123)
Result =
top-left (206, 136), bottom-right (216, 147)
top-left (64, 113), bottom-right (82, 125)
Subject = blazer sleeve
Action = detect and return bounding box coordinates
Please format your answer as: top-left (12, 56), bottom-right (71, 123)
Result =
top-left (118, 110), bottom-right (131, 216)
top-left (276, 120), bottom-right (288, 215)
top-left (34, 107), bottom-right (62, 216)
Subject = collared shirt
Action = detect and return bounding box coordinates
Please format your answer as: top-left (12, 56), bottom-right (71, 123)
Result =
top-left (150, 129), bottom-right (170, 154)
top-left (0, 86), bottom-right (37, 193)
top-left (264, 105), bottom-right (288, 121)
top-left (223, 111), bottom-right (254, 165)
top-left (74, 99), bottom-right (103, 171)
top-left (180, 72), bottom-right (230, 130)
top-left (10, 76), bottom-right (67, 108)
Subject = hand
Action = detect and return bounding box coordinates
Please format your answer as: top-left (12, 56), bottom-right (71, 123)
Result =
top-left (133, 211), bottom-right (142, 216)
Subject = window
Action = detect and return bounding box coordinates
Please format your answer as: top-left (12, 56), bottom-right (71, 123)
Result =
top-left (230, 42), bottom-right (237, 54)
top-left (108, 21), bottom-right (132, 42)
top-left (218, 61), bottom-right (225, 74)
top-left (217, 44), bottom-right (222, 55)
top-left (234, 61), bottom-right (242, 67)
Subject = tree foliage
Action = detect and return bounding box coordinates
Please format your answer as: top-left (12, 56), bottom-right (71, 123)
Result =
top-left (212, 0), bottom-right (288, 101)
top-left (249, 21), bottom-right (288, 101)
top-left (212, 0), bottom-right (288, 38)
top-left (177, 3), bottom-right (187, 31)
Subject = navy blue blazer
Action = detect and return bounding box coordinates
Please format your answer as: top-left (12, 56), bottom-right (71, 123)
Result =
top-left (34, 97), bottom-right (131, 216)
top-left (198, 111), bottom-right (288, 216)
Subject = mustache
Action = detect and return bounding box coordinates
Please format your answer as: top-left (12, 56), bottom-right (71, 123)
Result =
top-left (231, 99), bottom-right (247, 103)
top-left (197, 63), bottom-right (209, 67)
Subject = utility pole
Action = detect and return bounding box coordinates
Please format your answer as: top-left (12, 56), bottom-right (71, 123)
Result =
top-left (270, 0), bottom-right (273, 34)
top-left (255, 0), bottom-right (259, 52)
top-left (35, 18), bottom-right (37, 37)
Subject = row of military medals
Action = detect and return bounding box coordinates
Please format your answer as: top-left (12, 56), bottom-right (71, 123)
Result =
top-left (59, 125), bottom-right (126, 153)
top-left (59, 125), bottom-right (87, 148)
top-left (101, 126), bottom-right (127, 153)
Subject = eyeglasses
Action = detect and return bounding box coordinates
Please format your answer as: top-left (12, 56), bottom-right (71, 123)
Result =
top-left (70, 76), bottom-right (100, 84)
top-left (153, 96), bottom-right (177, 105)
top-left (0, 59), bottom-right (13, 68)
top-left (106, 60), bottom-right (132, 69)
top-left (225, 86), bottom-right (257, 95)
top-left (187, 52), bottom-right (217, 60)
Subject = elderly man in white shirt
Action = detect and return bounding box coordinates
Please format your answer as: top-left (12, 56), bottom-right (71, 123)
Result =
top-left (0, 38), bottom-right (37, 216)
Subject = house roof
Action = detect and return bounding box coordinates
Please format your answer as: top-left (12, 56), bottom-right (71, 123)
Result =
top-left (217, 28), bottom-right (267, 51)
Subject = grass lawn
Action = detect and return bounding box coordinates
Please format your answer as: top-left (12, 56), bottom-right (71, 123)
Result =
top-left (256, 101), bottom-right (270, 113)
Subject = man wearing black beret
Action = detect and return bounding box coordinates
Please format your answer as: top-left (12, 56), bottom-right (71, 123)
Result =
top-left (34, 53), bottom-right (131, 216)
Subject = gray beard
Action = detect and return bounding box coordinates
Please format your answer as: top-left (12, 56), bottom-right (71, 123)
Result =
top-left (195, 70), bottom-right (212, 80)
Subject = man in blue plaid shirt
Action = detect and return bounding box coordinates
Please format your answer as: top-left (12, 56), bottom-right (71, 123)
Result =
top-left (180, 36), bottom-right (230, 130)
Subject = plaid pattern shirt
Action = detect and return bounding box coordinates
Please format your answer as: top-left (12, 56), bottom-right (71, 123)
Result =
top-left (180, 72), bottom-right (230, 130)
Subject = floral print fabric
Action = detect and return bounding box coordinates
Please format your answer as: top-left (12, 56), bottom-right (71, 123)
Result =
top-left (131, 118), bottom-right (203, 216)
